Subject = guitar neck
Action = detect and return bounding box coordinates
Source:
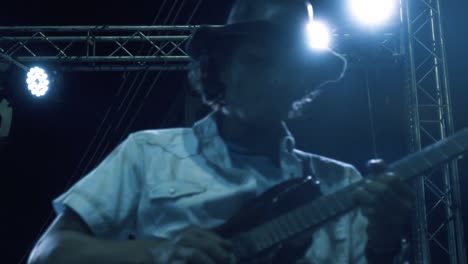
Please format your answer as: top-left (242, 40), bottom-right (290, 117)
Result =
top-left (389, 129), bottom-right (468, 181)
top-left (232, 128), bottom-right (468, 259)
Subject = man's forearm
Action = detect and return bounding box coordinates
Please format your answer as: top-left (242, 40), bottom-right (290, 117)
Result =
top-left (28, 230), bottom-right (167, 264)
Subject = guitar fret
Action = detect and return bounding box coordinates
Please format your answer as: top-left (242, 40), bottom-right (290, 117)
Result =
top-left (445, 139), bottom-right (462, 154)
top-left (336, 191), bottom-right (350, 210)
top-left (248, 232), bottom-right (262, 253)
top-left (287, 210), bottom-right (304, 233)
top-left (287, 211), bottom-right (303, 235)
top-left (258, 223), bottom-right (274, 248)
top-left (285, 214), bottom-right (296, 235)
top-left (293, 207), bottom-right (311, 231)
top-left (255, 228), bottom-right (269, 251)
top-left (285, 211), bottom-right (303, 234)
top-left (278, 218), bottom-right (289, 240)
top-left (424, 149), bottom-right (443, 164)
top-left (420, 155), bottom-right (434, 169)
top-left (279, 216), bottom-right (292, 238)
top-left (281, 212), bottom-right (294, 236)
top-left (406, 163), bottom-right (419, 175)
top-left (393, 161), bottom-right (409, 176)
top-left (269, 220), bottom-right (282, 244)
top-left (329, 194), bottom-right (339, 212)
top-left (315, 199), bottom-right (331, 221)
top-left (437, 143), bottom-right (452, 159)
top-left (276, 215), bottom-right (290, 238)
top-left (415, 160), bottom-right (424, 172)
top-left (413, 158), bottom-right (427, 174)
top-left (451, 138), bottom-right (465, 151)
top-left (304, 202), bottom-right (319, 221)
top-left (336, 190), bottom-right (353, 209)
top-left (301, 202), bottom-right (323, 224)
top-left (459, 134), bottom-right (468, 146)
top-left (264, 224), bottom-right (277, 248)
top-left (330, 193), bottom-right (345, 214)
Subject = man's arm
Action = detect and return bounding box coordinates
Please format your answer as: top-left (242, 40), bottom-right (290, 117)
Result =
top-left (354, 159), bottom-right (413, 264)
top-left (28, 207), bottom-right (236, 264)
top-left (27, 207), bottom-right (166, 264)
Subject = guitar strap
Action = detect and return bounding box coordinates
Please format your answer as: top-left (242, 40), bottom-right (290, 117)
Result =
top-left (298, 152), bottom-right (318, 183)
top-left (300, 153), bottom-right (313, 179)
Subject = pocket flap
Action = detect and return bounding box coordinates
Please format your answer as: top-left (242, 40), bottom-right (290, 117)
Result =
top-left (149, 181), bottom-right (206, 199)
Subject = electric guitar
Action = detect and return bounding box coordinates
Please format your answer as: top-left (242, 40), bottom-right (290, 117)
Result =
top-left (215, 128), bottom-right (468, 263)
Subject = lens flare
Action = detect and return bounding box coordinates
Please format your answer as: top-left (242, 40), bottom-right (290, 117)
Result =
top-left (306, 21), bottom-right (331, 50)
top-left (349, 0), bottom-right (397, 26)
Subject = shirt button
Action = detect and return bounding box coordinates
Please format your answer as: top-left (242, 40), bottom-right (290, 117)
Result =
top-left (169, 188), bottom-right (176, 195)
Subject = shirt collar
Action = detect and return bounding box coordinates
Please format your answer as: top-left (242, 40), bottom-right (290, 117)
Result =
top-left (193, 111), bottom-right (221, 142)
top-left (193, 111), bottom-right (299, 171)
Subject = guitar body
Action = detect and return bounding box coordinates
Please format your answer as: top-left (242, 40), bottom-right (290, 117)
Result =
top-left (215, 176), bottom-right (322, 263)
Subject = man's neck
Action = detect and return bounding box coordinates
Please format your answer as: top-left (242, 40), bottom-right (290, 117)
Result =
top-left (216, 113), bottom-right (285, 156)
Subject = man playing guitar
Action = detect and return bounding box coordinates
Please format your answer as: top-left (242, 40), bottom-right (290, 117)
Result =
top-left (28, 1), bottom-right (413, 263)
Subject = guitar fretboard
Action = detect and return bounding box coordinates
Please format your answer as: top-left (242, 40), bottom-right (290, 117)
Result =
top-left (389, 130), bottom-right (468, 181)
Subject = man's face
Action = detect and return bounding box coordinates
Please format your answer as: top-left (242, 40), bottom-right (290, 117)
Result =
top-left (221, 36), bottom-right (345, 124)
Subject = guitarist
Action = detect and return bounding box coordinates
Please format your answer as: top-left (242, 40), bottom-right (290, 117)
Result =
top-left (28, 0), bottom-right (413, 263)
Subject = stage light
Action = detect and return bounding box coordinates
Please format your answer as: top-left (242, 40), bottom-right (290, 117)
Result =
top-left (306, 21), bottom-right (331, 50)
top-left (305, 3), bottom-right (331, 50)
top-left (349, 0), bottom-right (397, 26)
top-left (26, 66), bottom-right (49, 97)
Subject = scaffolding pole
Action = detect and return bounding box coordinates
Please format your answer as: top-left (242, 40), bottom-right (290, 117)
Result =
top-left (402, 0), bottom-right (466, 263)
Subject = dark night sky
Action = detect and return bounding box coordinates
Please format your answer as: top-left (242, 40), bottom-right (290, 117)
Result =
top-left (1, 1), bottom-right (467, 263)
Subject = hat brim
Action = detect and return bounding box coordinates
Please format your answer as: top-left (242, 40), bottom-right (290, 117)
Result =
top-left (185, 21), bottom-right (293, 60)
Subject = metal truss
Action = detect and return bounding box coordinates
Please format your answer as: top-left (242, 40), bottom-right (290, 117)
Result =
top-left (0, 25), bottom-right (401, 72)
top-left (0, 26), bottom-right (204, 71)
top-left (335, 31), bottom-right (403, 67)
top-left (402, 0), bottom-right (466, 263)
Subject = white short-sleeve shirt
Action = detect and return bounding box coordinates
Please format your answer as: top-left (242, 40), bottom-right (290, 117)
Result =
top-left (53, 112), bottom-right (368, 264)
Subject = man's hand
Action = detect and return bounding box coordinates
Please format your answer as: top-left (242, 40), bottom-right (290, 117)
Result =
top-left (352, 159), bottom-right (413, 253)
top-left (149, 227), bottom-right (236, 264)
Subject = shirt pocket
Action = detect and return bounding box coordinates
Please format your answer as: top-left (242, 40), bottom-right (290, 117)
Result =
top-left (145, 181), bottom-right (207, 234)
top-left (149, 180), bottom-right (206, 200)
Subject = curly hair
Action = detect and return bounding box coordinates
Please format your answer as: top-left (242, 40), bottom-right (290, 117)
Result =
top-left (187, 42), bottom-right (238, 109)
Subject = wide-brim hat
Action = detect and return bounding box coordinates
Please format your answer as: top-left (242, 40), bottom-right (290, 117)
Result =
top-left (186, 0), bottom-right (313, 60)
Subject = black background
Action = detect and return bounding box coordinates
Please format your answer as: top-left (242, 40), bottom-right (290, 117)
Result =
top-left (1, 0), bottom-right (467, 263)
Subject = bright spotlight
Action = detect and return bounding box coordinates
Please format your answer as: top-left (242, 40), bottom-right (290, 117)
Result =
top-left (26, 67), bottom-right (49, 97)
top-left (306, 21), bottom-right (331, 50)
top-left (349, 0), bottom-right (397, 26)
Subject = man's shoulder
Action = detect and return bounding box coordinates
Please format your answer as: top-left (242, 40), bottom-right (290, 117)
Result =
top-left (294, 149), bottom-right (361, 185)
top-left (128, 127), bottom-right (199, 158)
top-left (130, 127), bottom-right (193, 143)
